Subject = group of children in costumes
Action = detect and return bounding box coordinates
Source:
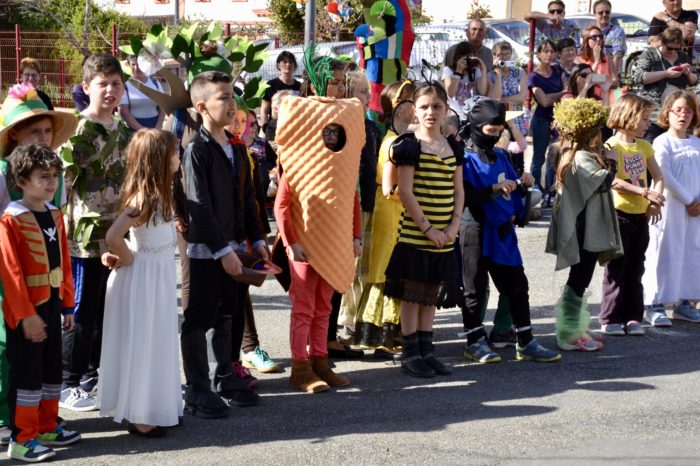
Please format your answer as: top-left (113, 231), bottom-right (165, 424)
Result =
top-left (1, 45), bottom-right (700, 464)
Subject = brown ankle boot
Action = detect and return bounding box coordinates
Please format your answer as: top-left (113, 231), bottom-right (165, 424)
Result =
top-left (310, 356), bottom-right (350, 387)
top-left (290, 360), bottom-right (329, 393)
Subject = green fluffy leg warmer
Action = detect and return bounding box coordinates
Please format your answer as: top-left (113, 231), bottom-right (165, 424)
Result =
top-left (555, 285), bottom-right (586, 346)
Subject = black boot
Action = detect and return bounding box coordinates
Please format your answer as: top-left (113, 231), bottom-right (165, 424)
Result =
top-left (374, 323), bottom-right (401, 361)
top-left (183, 385), bottom-right (229, 419)
top-left (400, 333), bottom-right (435, 378)
top-left (417, 330), bottom-right (452, 375)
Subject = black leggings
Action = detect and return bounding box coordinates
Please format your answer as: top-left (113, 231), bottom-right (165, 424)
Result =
top-left (460, 224), bottom-right (531, 341)
top-left (566, 208), bottom-right (598, 297)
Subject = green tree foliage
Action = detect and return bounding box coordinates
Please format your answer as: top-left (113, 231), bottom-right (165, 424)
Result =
top-left (467, 0), bottom-right (491, 19)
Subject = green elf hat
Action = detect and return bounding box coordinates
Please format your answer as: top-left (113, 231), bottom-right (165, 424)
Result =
top-left (0, 83), bottom-right (78, 158)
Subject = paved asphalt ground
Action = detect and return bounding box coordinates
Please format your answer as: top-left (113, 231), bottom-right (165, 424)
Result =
top-left (27, 207), bottom-right (700, 466)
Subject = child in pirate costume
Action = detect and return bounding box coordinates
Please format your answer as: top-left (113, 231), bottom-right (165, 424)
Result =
top-left (458, 97), bottom-right (561, 364)
top-left (275, 49), bottom-right (365, 392)
top-left (0, 83), bottom-right (78, 446)
top-left (0, 145), bottom-right (81, 462)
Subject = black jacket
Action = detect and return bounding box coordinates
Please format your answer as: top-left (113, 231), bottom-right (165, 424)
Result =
top-left (182, 126), bottom-right (263, 253)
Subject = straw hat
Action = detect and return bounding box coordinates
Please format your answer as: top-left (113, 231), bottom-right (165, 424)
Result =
top-left (0, 83), bottom-right (78, 158)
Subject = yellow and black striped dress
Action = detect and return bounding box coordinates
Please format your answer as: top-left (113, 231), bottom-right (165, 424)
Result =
top-left (384, 135), bottom-right (463, 304)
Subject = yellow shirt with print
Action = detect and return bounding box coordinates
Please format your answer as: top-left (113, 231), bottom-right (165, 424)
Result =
top-left (605, 135), bottom-right (654, 214)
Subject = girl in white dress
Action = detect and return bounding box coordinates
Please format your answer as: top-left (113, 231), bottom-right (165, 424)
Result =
top-left (98, 129), bottom-right (182, 437)
top-left (643, 90), bottom-right (700, 324)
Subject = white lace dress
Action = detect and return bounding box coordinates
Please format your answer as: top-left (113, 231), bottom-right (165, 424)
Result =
top-left (98, 216), bottom-right (183, 426)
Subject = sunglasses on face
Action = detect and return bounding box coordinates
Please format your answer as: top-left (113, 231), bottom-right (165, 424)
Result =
top-left (666, 46), bottom-right (681, 51)
top-left (589, 35), bottom-right (604, 41)
top-left (549, 8), bottom-right (564, 14)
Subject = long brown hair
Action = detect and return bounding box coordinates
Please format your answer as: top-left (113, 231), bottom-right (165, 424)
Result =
top-left (580, 25), bottom-right (607, 63)
top-left (555, 130), bottom-right (606, 186)
top-left (119, 129), bottom-right (177, 225)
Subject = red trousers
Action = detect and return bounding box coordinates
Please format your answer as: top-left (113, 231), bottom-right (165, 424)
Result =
top-left (288, 260), bottom-right (334, 361)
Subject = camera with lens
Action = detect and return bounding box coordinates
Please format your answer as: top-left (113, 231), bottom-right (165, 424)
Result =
top-left (497, 60), bottom-right (516, 68)
top-left (465, 57), bottom-right (480, 69)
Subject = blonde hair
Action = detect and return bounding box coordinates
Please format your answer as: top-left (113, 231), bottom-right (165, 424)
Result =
top-left (344, 71), bottom-right (369, 98)
top-left (607, 93), bottom-right (654, 132)
top-left (119, 129), bottom-right (178, 225)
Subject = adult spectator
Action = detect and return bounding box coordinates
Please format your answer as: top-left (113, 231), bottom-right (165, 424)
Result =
top-left (575, 25), bottom-right (618, 101)
top-left (119, 55), bottom-right (165, 131)
top-left (444, 19), bottom-right (494, 72)
top-left (632, 27), bottom-right (698, 140)
top-left (524, 0), bottom-right (581, 46)
top-left (649, 0), bottom-right (698, 57)
top-left (19, 57), bottom-right (53, 110)
top-left (528, 39), bottom-right (565, 194)
top-left (592, 0), bottom-right (626, 78)
top-left (557, 38), bottom-right (578, 82)
top-left (488, 41), bottom-right (527, 135)
top-left (259, 51), bottom-right (301, 128)
top-left (441, 41), bottom-right (490, 117)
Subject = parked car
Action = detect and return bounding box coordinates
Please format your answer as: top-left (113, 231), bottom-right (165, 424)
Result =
top-left (567, 13), bottom-right (700, 75)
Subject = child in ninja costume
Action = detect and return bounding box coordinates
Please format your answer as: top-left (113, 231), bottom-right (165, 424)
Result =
top-left (459, 97), bottom-right (561, 364)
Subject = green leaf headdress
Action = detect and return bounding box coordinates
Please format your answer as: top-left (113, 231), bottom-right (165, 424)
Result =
top-left (303, 45), bottom-right (336, 98)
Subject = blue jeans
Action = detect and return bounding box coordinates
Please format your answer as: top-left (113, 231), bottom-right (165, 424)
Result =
top-left (530, 115), bottom-right (553, 192)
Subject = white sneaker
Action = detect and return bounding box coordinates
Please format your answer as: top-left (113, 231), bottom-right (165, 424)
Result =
top-left (59, 387), bottom-right (97, 412)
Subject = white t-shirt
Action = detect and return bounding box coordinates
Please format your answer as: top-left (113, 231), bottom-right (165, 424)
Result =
top-left (441, 65), bottom-right (482, 117)
top-left (119, 77), bottom-right (162, 119)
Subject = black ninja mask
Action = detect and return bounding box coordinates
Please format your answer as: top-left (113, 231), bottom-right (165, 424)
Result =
top-left (465, 97), bottom-right (506, 161)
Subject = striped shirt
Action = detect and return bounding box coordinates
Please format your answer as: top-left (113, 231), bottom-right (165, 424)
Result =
top-left (397, 151), bottom-right (457, 253)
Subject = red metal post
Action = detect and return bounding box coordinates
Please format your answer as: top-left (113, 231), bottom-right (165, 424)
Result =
top-left (15, 23), bottom-right (21, 84)
top-left (526, 18), bottom-right (536, 110)
top-left (59, 59), bottom-right (66, 108)
top-left (226, 23), bottom-right (232, 37)
top-left (112, 23), bottom-right (117, 56)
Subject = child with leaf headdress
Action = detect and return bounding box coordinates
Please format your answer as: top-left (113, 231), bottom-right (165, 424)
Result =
top-left (545, 98), bottom-right (623, 353)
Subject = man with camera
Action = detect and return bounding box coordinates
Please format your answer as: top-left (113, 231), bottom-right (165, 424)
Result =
top-left (445, 19), bottom-right (494, 73)
top-left (524, 0), bottom-right (581, 47)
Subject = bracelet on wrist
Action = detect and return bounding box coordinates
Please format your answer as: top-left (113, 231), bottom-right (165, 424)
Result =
top-left (422, 225), bottom-right (433, 234)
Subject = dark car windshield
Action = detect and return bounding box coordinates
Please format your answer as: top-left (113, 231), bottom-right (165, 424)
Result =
top-left (490, 21), bottom-right (544, 46)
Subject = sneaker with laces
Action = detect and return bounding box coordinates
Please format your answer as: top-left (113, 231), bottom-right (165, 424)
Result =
top-left (464, 337), bottom-right (502, 364)
top-left (242, 347), bottom-right (279, 373)
top-left (8, 438), bottom-right (55, 463)
top-left (59, 387), bottom-right (97, 412)
top-left (516, 338), bottom-right (561, 362)
top-left (625, 320), bottom-right (645, 336)
top-left (233, 361), bottom-right (259, 388)
top-left (558, 336), bottom-right (603, 352)
top-left (600, 323), bottom-right (625, 336)
top-left (671, 301), bottom-right (700, 323)
top-left (79, 375), bottom-right (98, 395)
top-left (36, 426), bottom-right (81, 446)
top-left (644, 306), bottom-right (672, 327)
top-left (489, 328), bottom-right (517, 348)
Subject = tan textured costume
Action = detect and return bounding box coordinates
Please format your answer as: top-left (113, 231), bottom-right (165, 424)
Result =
top-left (276, 96), bottom-right (366, 293)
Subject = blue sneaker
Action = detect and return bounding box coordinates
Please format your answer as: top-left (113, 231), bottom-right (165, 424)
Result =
top-left (79, 374), bottom-right (98, 395)
top-left (242, 347), bottom-right (279, 373)
top-left (672, 301), bottom-right (700, 323)
top-left (645, 305), bottom-right (672, 327)
top-left (516, 339), bottom-right (561, 362)
top-left (8, 438), bottom-right (55, 462)
top-left (464, 337), bottom-right (501, 364)
top-left (36, 426), bottom-right (81, 446)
